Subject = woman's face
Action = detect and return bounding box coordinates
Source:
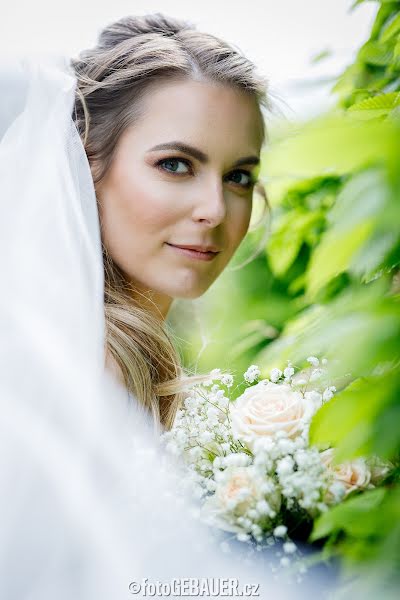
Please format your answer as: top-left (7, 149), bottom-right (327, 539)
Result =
top-left (96, 78), bottom-right (264, 314)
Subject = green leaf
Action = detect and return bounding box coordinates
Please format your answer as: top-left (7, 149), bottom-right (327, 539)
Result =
top-left (306, 220), bottom-right (373, 299)
top-left (310, 373), bottom-right (398, 460)
top-left (306, 168), bottom-right (393, 299)
top-left (310, 488), bottom-right (387, 541)
top-left (358, 40), bottom-right (394, 66)
top-left (348, 92), bottom-right (400, 119)
top-left (267, 210), bottom-right (324, 277)
top-left (380, 11), bottom-right (400, 42)
top-left (264, 117), bottom-right (398, 181)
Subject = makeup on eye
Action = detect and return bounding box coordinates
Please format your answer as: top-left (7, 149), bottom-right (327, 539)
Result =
top-left (154, 157), bottom-right (258, 189)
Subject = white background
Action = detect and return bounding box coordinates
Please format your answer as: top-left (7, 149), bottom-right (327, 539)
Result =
top-left (1, 0), bottom-right (378, 117)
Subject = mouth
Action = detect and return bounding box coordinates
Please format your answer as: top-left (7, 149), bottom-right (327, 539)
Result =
top-left (165, 243), bottom-right (220, 262)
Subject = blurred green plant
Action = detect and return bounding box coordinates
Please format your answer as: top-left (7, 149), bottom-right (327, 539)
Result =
top-left (257, 0), bottom-right (400, 590)
top-left (173, 0), bottom-right (400, 590)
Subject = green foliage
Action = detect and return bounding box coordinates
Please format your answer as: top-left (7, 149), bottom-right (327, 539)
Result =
top-left (176, 0), bottom-right (400, 584)
top-left (256, 0), bottom-right (400, 585)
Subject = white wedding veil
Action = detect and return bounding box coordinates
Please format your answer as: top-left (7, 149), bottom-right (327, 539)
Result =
top-left (0, 53), bottom-right (297, 599)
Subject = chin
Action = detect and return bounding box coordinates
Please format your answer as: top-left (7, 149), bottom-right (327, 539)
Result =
top-left (160, 269), bottom-right (216, 300)
top-left (164, 280), bottom-right (213, 300)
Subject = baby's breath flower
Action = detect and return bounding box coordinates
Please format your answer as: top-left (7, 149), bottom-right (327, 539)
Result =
top-left (244, 365), bottom-right (261, 384)
top-left (199, 431), bottom-right (214, 444)
top-left (256, 499), bottom-right (271, 515)
top-left (277, 456), bottom-right (294, 476)
top-left (322, 386), bottom-right (336, 402)
top-left (221, 373), bottom-right (234, 387)
top-left (210, 368), bottom-right (222, 378)
top-left (283, 541), bottom-right (297, 554)
top-left (274, 525), bottom-right (287, 538)
top-left (307, 356), bottom-right (319, 367)
top-left (283, 366), bottom-right (295, 380)
top-left (270, 368), bottom-right (282, 383)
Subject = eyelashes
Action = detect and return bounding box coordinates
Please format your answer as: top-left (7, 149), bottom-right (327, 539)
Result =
top-left (155, 157), bottom-right (192, 175)
top-left (154, 157), bottom-right (257, 189)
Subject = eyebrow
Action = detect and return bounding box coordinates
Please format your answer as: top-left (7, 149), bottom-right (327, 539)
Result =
top-left (147, 141), bottom-right (260, 168)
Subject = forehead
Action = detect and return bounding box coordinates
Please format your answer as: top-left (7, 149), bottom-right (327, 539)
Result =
top-left (124, 78), bottom-right (264, 158)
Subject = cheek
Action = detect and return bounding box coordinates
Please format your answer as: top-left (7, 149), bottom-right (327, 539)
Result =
top-left (99, 166), bottom-right (180, 257)
top-left (226, 199), bottom-right (253, 250)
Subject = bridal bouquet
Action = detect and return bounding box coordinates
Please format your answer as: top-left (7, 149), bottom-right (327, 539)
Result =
top-left (162, 357), bottom-right (389, 567)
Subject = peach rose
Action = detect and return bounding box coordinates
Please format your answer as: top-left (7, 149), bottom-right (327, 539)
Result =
top-left (230, 381), bottom-right (314, 451)
top-left (215, 467), bottom-right (260, 514)
top-left (320, 448), bottom-right (372, 496)
top-left (201, 467), bottom-right (281, 533)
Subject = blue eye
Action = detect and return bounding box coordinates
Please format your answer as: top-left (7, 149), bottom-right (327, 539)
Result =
top-left (156, 158), bottom-right (191, 174)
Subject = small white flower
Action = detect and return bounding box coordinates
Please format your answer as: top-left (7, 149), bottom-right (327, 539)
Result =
top-left (283, 366), bottom-right (295, 380)
top-left (256, 499), bottom-right (270, 515)
top-left (188, 446), bottom-right (203, 460)
top-left (210, 368), bottom-right (222, 378)
top-left (277, 456), bottom-right (294, 476)
top-left (273, 525), bottom-right (287, 538)
top-left (244, 365), bottom-right (261, 384)
top-left (283, 541), bottom-right (297, 554)
top-left (270, 368), bottom-right (282, 383)
top-left (251, 524), bottom-right (262, 537)
top-left (221, 374), bottom-right (234, 387)
top-left (322, 386), bottom-right (336, 402)
top-left (328, 481), bottom-right (346, 502)
top-left (277, 438), bottom-right (295, 455)
top-left (307, 356), bottom-right (319, 367)
top-left (305, 390), bottom-right (323, 411)
top-left (199, 431), bottom-right (214, 444)
top-left (321, 358), bottom-right (328, 365)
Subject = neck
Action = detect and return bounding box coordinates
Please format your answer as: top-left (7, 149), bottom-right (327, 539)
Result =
top-left (130, 287), bottom-right (173, 321)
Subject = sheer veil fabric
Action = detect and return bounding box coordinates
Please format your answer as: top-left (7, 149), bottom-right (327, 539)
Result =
top-left (0, 54), bottom-right (289, 599)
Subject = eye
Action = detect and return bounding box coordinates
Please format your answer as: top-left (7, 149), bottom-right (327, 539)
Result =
top-left (225, 169), bottom-right (255, 189)
top-left (155, 157), bottom-right (192, 175)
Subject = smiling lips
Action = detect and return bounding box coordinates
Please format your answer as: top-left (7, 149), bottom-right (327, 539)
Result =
top-left (166, 242), bottom-right (220, 261)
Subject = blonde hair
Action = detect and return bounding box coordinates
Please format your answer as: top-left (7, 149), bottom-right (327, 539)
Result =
top-left (70, 13), bottom-right (269, 431)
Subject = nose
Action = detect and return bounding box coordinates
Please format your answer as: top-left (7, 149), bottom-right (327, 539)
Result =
top-left (191, 177), bottom-right (227, 227)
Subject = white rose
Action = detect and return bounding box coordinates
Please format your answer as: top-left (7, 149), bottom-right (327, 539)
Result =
top-left (201, 467), bottom-right (281, 533)
top-left (230, 381), bottom-right (314, 451)
top-left (320, 449), bottom-right (372, 498)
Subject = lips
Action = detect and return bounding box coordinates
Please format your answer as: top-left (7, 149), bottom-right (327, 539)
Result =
top-left (168, 243), bottom-right (221, 253)
top-left (166, 243), bottom-right (220, 261)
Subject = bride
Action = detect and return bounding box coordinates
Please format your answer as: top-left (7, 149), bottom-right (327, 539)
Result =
top-left (0, 12), bottom-right (296, 600)
top-left (73, 13), bottom-right (268, 430)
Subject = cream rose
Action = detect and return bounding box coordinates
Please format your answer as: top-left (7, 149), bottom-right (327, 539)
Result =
top-left (215, 467), bottom-right (260, 514)
top-left (201, 467), bottom-right (281, 533)
top-left (230, 381), bottom-right (313, 451)
top-left (320, 448), bottom-right (372, 497)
